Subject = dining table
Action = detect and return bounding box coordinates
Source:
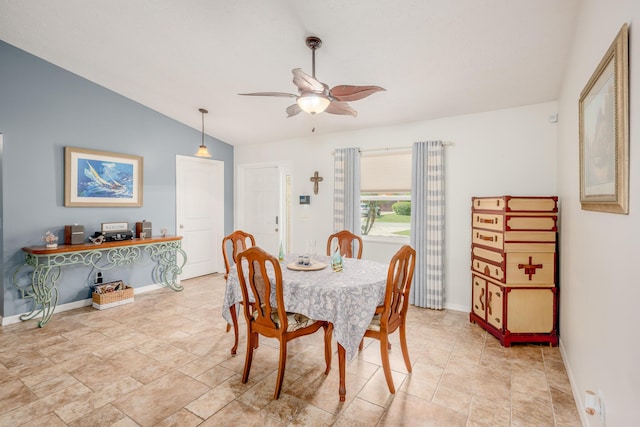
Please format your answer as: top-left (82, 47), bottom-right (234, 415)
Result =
top-left (222, 253), bottom-right (388, 401)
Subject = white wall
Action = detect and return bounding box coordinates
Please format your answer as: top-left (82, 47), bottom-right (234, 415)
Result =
top-left (235, 101), bottom-right (558, 312)
top-left (556, 1), bottom-right (640, 426)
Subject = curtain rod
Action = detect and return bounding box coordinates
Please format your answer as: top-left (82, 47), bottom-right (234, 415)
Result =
top-left (360, 141), bottom-right (452, 153)
top-left (332, 141), bottom-right (452, 155)
top-left (359, 146), bottom-right (412, 154)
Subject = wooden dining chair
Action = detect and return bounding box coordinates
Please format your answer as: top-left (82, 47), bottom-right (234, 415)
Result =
top-left (222, 230), bottom-right (256, 355)
top-left (236, 246), bottom-right (333, 399)
top-left (360, 244), bottom-right (416, 394)
top-left (326, 229), bottom-right (363, 259)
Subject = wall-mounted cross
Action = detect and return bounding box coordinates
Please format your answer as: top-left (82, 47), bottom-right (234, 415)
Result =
top-left (310, 171), bottom-right (323, 195)
top-left (518, 256), bottom-right (543, 280)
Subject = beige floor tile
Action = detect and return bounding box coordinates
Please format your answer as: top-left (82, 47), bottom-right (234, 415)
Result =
top-left (432, 384), bottom-right (473, 415)
top-left (511, 390), bottom-right (555, 426)
top-left (186, 382), bottom-right (238, 419)
top-left (289, 402), bottom-right (338, 426)
top-left (0, 383), bottom-right (92, 426)
top-left (20, 353), bottom-right (101, 389)
top-left (28, 373), bottom-right (83, 398)
top-left (154, 408), bottom-right (204, 427)
top-left (112, 371), bottom-right (209, 426)
top-left (287, 367), bottom-right (366, 415)
top-left (467, 394), bottom-right (511, 427)
top-left (334, 397), bottom-right (384, 426)
top-left (1, 351), bottom-right (55, 380)
top-left (379, 391), bottom-right (467, 426)
top-left (191, 363), bottom-right (237, 386)
top-left (357, 367), bottom-right (407, 407)
top-left (54, 376), bottom-right (142, 423)
top-left (0, 379), bottom-right (38, 415)
top-left (67, 403), bottom-right (129, 427)
top-left (199, 400), bottom-right (286, 426)
top-left (399, 361), bottom-right (443, 400)
top-left (70, 358), bottom-right (132, 391)
top-left (262, 392), bottom-right (314, 423)
top-left (549, 386), bottom-right (583, 426)
top-left (21, 411), bottom-right (67, 426)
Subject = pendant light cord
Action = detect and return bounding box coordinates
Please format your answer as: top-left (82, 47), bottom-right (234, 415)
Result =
top-left (199, 108), bottom-right (208, 146)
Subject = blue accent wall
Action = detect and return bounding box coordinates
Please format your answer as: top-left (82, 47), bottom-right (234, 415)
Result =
top-left (0, 40), bottom-right (234, 318)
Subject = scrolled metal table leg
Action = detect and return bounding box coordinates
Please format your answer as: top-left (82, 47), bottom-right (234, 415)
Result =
top-left (18, 265), bottom-right (60, 328)
top-left (150, 243), bottom-right (187, 291)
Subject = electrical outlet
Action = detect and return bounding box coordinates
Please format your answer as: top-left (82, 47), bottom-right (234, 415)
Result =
top-left (585, 389), bottom-right (605, 422)
top-left (598, 390), bottom-right (605, 423)
top-left (95, 272), bottom-right (103, 284)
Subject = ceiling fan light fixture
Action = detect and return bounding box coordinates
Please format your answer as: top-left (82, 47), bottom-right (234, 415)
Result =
top-left (297, 93), bottom-right (330, 114)
top-left (195, 108), bottom-right (212, 158)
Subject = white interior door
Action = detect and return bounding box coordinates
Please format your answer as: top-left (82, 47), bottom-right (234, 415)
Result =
top-left (176, 155), bottom-right (224, 279)
top-left (240, 166), bottom-right (281, 255)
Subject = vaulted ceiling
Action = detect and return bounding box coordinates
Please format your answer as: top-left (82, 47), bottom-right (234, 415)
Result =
top-left (0, 1), bottom-right (579, 146)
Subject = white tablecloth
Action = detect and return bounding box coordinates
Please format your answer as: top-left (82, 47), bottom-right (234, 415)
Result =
top-left (222, 254), bottom-right (388, 360)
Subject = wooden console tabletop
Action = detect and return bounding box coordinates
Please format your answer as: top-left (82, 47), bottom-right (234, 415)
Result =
top-left (22, 235), bottom-right (183, 254)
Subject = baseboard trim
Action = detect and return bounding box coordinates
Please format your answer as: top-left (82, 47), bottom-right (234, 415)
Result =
top-left (1, 283), bottom-right (165, 326)
top-left (559, 338), bottom-right (587, 426)
top-left (443, 302), bottom-right (467, 312)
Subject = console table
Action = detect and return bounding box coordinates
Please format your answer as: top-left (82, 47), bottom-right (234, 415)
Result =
top-left (15, 236), bottom-right (187, 327)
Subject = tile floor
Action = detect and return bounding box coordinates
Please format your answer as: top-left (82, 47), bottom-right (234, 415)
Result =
top-left (0, 274), bottom-right (582, 426)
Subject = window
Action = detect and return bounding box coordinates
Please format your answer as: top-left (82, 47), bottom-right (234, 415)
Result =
top-left (360, 150), bottom-right (412, 238)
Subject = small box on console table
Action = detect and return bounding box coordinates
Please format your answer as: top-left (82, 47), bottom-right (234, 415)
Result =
top-left (136, 221), bottom-right (152, 238)
top-left (64, 225), bottom-right (85, 245)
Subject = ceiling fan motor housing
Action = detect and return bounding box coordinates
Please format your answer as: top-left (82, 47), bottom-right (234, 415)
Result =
top-left (306, 36), bottom-right (322, 50)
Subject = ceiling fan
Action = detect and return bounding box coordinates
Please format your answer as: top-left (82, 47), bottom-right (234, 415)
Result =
top-left (239, 36), bottom-right (385, 117)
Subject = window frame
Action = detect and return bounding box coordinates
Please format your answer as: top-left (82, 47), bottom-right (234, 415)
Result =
top-left (360, 150), bottom-right (412, 241)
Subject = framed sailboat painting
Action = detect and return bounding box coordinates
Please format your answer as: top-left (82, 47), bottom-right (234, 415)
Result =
top-left (64, 147), bottom-right (143, 207)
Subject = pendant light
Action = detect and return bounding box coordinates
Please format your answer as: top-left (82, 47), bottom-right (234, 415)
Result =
top-left (195, 108), bottom-right (212, 158)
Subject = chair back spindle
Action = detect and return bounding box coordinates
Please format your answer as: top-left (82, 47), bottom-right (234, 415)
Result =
top-left (326, 230), bottom-right (363, 259)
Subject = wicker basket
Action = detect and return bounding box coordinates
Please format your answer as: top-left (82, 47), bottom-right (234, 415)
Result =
top-left (92, 285), bottom-right (134, 310)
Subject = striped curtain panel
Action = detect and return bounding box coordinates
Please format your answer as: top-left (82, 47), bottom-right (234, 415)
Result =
top-left (333, 148), bottom-right (361, 234)
top-left (410, 141), bottom-right (445, 309)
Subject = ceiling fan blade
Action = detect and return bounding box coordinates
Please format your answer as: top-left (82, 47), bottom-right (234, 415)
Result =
top-left (292, 68), bottom-right (325, 93)
top-left (330, 85), bottom-right (386, 102)
top-left (326, 101), bottom-right (357, 117)
top-left (238, 92), bottom-right (297, 98)
top-left (286, 104), bottom-right (302, 117)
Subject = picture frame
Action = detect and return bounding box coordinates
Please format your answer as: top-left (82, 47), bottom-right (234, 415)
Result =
top-left (579, 23), bottom-right (629, 214)
top-left (64, 147), bottom-right (143, 207)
